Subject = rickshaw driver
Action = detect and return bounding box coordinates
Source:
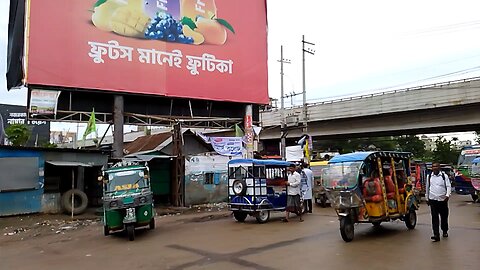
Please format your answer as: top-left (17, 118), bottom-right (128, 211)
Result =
top-left (283, 164), bottom-right (303, 222)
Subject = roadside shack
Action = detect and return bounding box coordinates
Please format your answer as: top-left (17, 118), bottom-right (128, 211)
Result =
top-left (0, 145), bottom-right (108, 216)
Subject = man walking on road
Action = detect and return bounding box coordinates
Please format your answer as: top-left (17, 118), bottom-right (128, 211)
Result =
top-left (426, 162), bottom-right (452, 242)
top-left (284, 164), bottom-right (303, 222)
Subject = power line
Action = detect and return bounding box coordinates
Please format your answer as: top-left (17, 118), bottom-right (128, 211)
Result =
top-left (401, 20), bottom-right (480, 38)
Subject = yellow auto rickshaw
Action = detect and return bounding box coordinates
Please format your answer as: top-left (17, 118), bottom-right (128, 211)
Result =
top-left (324, 151), bottom-right (419, 242)
top-left (311, 161), bottom-right (329, 207)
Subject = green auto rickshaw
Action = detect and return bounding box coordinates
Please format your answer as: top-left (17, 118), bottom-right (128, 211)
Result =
top-left (100, 162), bottom-right (155, 241)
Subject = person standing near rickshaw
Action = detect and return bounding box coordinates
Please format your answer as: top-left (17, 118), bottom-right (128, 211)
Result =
top-left (284, 164), bottom-right (303, 222)
top-left (426, 162), bottom-right (452, 242)
top-left (302, 163), bottom-right (314, 213)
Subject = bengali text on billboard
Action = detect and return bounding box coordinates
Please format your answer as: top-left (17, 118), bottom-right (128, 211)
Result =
top-left (26, 0), bottom-right (268, 104)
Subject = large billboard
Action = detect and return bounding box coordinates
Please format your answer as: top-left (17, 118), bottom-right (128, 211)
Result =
top-left (26, 0), bottom-right (269, 104)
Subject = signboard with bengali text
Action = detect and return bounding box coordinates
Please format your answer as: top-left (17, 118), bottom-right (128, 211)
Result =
top-left (26, 0), bottom-right (268, 104)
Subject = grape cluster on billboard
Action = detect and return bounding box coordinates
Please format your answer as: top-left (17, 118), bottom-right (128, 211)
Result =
top-left (26, 0), bottom-right (268, 104)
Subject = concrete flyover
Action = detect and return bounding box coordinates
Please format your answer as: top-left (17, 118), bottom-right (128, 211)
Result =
top-left (260, 77), bottom-right (480, 140)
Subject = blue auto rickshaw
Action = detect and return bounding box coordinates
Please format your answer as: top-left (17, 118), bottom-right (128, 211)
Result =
top-left (227, 159), bottom-right (301, 223)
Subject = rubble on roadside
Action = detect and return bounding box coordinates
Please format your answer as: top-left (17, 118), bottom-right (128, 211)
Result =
top-left (3, 218), bottom-right (99, 237)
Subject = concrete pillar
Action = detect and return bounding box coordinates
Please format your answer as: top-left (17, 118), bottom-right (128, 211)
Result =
top-left (113, 95), bottom-right (124, 159)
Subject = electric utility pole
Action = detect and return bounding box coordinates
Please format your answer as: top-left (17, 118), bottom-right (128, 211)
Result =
top-left (302, 35), bottom-right (315, 132)
top-left (278, 45), bottom-right (291, 160)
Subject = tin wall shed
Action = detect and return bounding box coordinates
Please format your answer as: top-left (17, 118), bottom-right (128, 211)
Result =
top-left (0, 147), bottom-right (44, 216)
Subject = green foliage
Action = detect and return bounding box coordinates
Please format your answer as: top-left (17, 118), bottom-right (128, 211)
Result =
top-left (5, 124), bottom-right (31, 146)
top-left (395, 135), bottom-right (426, 158)
top-left (315, 135), bottom-right (460, 165)
top-left (432, 136), bottom-right (460, 164)
top-left (321, 137), bottom-right (397, 154)
top-left (41, 142), bottom-right (58, 148)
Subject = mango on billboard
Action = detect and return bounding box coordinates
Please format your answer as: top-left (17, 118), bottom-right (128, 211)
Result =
top-left (26, 0), bottom-right (268, 104)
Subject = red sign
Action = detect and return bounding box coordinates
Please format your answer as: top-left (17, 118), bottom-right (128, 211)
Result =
top-left (26, 0), bottom-right (268, 104)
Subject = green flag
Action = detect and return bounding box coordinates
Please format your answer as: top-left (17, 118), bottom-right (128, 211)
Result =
top-left (83, 109), bottom-right (97, 140)
top-left (235, 124), bottom-right (244, 137)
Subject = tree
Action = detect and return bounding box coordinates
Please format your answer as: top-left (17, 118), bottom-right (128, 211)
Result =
top-left (432, 136), bottom-right (460, 164)
top-left (395, 135), bottom-right (426, 158)
top-left (321, 137), bottom-right (397, 154)
top-left (5, 124), bottom-right (31, 146)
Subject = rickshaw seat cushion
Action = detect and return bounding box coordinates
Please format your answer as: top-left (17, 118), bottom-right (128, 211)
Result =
top-left (363, 178), bottom-right (383, 202)
top-left (385, 176), bottom-right (396, 193)
top-left (365, 195), bottom-right (383, 202)
top-left (387, 192), bottom-right (395, 199)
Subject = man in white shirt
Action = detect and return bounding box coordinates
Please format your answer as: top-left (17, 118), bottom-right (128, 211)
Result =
top-left (426, 162), bottom-right (452, 242)
top-left (301, 163), bottom-right (314, 213)
top-left (284, 164), bottom-right (303, 222)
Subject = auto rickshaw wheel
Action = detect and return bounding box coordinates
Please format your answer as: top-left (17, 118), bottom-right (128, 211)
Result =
top-left (233, 211), bottom-right (248, 222)
top-left (149, 218), bottom-right (155, 230)
top-left (255, 210), bottom-right (270, 224)
top-left (405, 209), bottom-right (417, 229)
top-left (104, 226), bottom-right (110, 236)
top-left (372, 221), bottom-right (381, 227)
top-left (126, 224), bottom-right (135, 241)
top-left (340, 217), bottom-right (354, 242)
top-left (320, 195), bottom-right (328, 208)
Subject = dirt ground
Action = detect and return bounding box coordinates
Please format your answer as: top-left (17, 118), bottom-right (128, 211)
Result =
top-left (1, 196), bottom-right (480, 270)
top-left (0, 203), bottom-right (229, 242)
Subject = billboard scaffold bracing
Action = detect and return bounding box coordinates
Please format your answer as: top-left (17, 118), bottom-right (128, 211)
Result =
top-left (25, 0), bottom-right (268, 105)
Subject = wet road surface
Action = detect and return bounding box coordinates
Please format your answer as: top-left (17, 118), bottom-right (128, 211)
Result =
top-left (1, 194), bottom-right (479, 270)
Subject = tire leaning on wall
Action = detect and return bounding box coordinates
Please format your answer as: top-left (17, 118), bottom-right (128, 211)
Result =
top-left (61, 189), bottom-right (88, 215)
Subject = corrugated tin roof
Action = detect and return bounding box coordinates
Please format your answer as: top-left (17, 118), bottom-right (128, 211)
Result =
top-left (46, 161), bottom-right (93, 167)
top-left (124, 132), bottom-right (171, 155)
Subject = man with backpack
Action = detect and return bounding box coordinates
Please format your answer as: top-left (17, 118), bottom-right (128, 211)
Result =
top-left (426, 162), bottom-right (452, 242)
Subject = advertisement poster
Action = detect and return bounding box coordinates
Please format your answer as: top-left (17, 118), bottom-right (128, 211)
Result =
top-left (26, 0), bottom-right (268, 104)
top-left (210, 137), bottom-right (243, 156)
top-left (29, 89), bottom-right (61, 115)
top-left (0, 104), bottom-right (50, 146)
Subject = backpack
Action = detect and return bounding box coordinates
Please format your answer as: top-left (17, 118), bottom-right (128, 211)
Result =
top-left (427, 172), bottom-right (448, 198)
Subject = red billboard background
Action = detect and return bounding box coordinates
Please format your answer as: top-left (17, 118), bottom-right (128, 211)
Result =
top-left (26, 0), bottom-right (268, 104)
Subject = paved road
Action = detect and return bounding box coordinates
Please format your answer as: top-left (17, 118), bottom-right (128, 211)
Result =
top-left (1, 194), bottom-right (479, 270)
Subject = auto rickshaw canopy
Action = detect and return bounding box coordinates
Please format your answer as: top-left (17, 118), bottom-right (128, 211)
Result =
top-left (329, 151), bottom-right (412, 164)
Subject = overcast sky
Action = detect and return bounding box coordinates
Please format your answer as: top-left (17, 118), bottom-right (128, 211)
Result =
top-left (1, 0), bottom-right (480, 139)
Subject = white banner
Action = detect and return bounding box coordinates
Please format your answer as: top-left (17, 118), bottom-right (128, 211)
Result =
top-left (29, 89), bottom-right (61, 115)
top-left (210, 137), bottom-right (243, 156)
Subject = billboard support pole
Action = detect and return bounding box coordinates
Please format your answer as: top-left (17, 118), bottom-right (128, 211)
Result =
top-left (112, 95), bottom-right (124, 160)
top-left (172, 122), bottom-right (184, 206)
top-left (245, 105), bottom-right (254, 158)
